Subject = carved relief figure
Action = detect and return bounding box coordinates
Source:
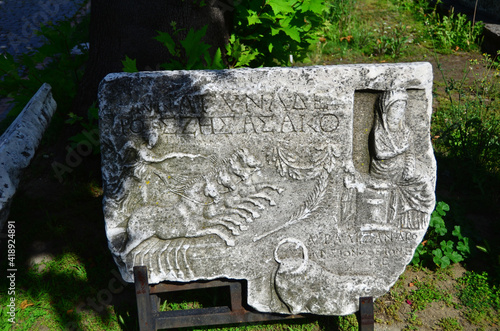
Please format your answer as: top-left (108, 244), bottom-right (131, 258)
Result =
top-left (369, 89), bottom-right (434, 229)
top-left (122, 149), bottom-right (282, 278)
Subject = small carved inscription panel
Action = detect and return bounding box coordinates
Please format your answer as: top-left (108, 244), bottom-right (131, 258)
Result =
top-left (99, 63), bottom-right (436, 316)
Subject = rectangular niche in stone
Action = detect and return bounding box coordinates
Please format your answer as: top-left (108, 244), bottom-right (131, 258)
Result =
top-left (98, 63), bottom-right (436, 316)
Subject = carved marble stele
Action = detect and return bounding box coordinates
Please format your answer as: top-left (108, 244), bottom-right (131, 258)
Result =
top-left (98, 63), bottom-right (436, 316)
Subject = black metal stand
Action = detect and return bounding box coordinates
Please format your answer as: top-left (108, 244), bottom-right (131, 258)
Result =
top-left (134, 266), bottom-right (374, 331)
top-left (356, 297), bottom-right (374, 331)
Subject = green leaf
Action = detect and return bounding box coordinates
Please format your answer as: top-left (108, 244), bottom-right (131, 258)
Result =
top-left (457, 238), bottom-right (471, 255)
top-left (88, 103), bottom-right (99, 122)
top-left (436, 255), bottom-right (450, 268)
top-left (301, 0), bottom-right (325, 14)
top-left (432, 249), bottom-right (450, 268)
top-left (440, 240), bottom-right (454, 252)
top-left (448, 251), bottom-right (464, 263)
top-left (155, 31), bottom-right (177, 56)
top-left (282, 25), bottom-right (301, 42)
top-left (411, 254), bottom-right (421, 265)
top-left (268, 0), bottom-right (294, 15)
top-left (234, 46), bottom-right (260, 68)
top-left (476, 245), bottom-right (488, 253)
top-left (210, 48), bottom-right (225, 69)
top-left (180, 25), bottom-right (211, 69)
top-left (122, 56), bottom-right (138, 73)
top-left (268, 43), bottom-right (274, 53)
top-left (65, 112), bottom-right (83, 125)
top-left (432, 248), bottom-right (443, 258)
top-left (435, 201), bottom-right (450, 216)
top-left (452, 225), bottom-right (464, 240)
top-left (271, 27), bottom-right (280, 36)
top-left (434, 222), bottom-right (447, 236)
top-left (247, 10), bottom-right (262, 25)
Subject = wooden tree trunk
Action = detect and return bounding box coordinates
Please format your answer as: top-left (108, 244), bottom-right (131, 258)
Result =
top-left (73, 0), bottom-right (232, 117)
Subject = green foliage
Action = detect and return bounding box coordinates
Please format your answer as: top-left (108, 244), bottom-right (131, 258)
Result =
top-left (122, 23), bottom-right (225, 71)
top-left (0, 17), bottom-right (89, 136)
top-left (316, 0), bottom-right (484, 61)
top-left (155, 24), bottom-right (225, 70)
top-left (225, 34), bottom-right (260, 69)
top-left (66, 103), bottom-right (100, 155)
top-left (426, 9), bottom-right (484, 52)
top-left (391, 0), bottom-right (483, 54)
top-left (123, 1), bottom-right (327, 70)
top-left (314, 0), bottom-right (374, 58)
top-left (406, 279), bottom-right (452, 311)
top-left (432, 53), bottom-right (500, 183)
top-left (457, 271), bottom-right (500, 325)
top-left (436, 317), bottom-right (463, 331)
top-left (314, 0), bottom-right (430, 60)
top-left (122, 56), bottom-right (138, 73)
top-left (231, 0), bottom-right (324, 67)
top-left (458, 271), bottom-right (499, 311)
top-left (373, 23), bottom-right (410, 58)
top-left (412, 202), bottom-right (470, 268)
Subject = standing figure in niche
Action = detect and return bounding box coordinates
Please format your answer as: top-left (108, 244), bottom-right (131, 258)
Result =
top-left (370, 89), bottom-right (434, 229)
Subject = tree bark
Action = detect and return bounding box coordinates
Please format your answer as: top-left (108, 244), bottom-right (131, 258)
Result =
top-left (73, 0), bottom-right (232, 117)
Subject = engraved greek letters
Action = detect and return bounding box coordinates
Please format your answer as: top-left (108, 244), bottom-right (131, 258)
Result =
top-left (145, 114), bottom-right (340, 135)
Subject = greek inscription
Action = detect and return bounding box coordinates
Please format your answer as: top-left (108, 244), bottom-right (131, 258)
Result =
top-left (222, 94), bottom-right (246, 113)
top-left (179, 95), bottom-right (206, 114)
top-left (181, 117), bottom-right (198, 134)
top-left (292, 94), bottom-right (307, 110)
top-left (243, 116), bottom-right (257, 133)
top-left (199, 117), bottom-right (214, 135)
top-left (257, 116), bottom-right (275, 133)
top-left (214, 116), bottom-right (233, 134)
top-left (281, 114), bottom-right (297, 133)
top-left (152, 114), bottom-right (340, 136)
top-left (320, 114), bottom-right (339, 132)
top-left (308, 231), bottom-right (419, 247)
top-left (246, 95), bottom-right (264, 112)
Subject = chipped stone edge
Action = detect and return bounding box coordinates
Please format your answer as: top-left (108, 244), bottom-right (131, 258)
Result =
top-left (0, 83), bottom-right (57, 230)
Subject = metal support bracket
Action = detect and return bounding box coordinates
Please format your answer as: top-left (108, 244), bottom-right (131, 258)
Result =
top-left (134, 266), bottom-right (374, 331)
top-left (356, 296), bottom-right (375, 331)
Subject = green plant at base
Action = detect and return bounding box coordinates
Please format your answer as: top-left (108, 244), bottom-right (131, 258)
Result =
top-left (437, 317), bottom-right (463, 331)
top-left (412, 201), bottom-right (471, 268)
top-left (457, 271), bottom-right (500, 326)
top-left (406, 279), bottom-right (452, 311)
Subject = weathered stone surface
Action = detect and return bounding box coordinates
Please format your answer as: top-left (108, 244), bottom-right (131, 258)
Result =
top-left (98, 63), bottom-right (436, 316)
top-left (0, 83), bottom-right (57, 230)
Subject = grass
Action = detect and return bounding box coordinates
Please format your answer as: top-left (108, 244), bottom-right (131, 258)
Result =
top-left (1, 0), bottom-right (500, 330)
